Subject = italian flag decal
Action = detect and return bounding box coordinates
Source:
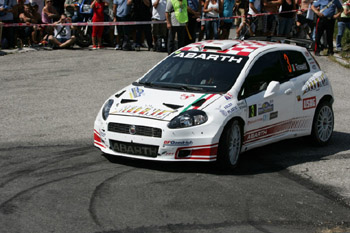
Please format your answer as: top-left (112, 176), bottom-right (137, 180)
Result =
top-left (181, 94), bottom-right (217, 113)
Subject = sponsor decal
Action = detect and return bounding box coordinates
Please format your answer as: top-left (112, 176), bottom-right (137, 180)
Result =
top-left (246, 129), bottom-right (268, 140)
top-left (129, 87), bottom-right (145, 99)
top-left (312, 65), bottom-right (317, 70)
top-left (224, 93), bottom-right (233, 100)
top-left (294, 63), bottom-right (308, 71)
top-left (173, 52), bottom-right (243, 64)
top-left (248, 117), bottom-right (263, 125)
top-left (180, 94), bottom-right (195, 100)
top-left (302, 72), bottom-right (328, 95)
top-left (258, 100), bottom-right (274, 115)
top-left (244, 117), bottom-right (312, 144)
top-left (304, 51), bottom-right (310, 57)
top-left (270, 111), bottom-right (278, 120)
top-left (303, 97), bottom-right (316, 110)
top-left (115, 105), bottom-right (176, 119)
top-left (249, 104), bottom-right (257, 118)
top-left (164, 140), bottom-right (193, 147)
top-left (263, 114), bottom-right (268, 121)
top-left (219, 103), bottom-right (238, 116)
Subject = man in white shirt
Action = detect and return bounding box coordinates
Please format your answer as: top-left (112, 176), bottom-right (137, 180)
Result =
top-left (48, 14), bottom-right (76, 48)
top-left (151, 0), bottom-right (167, 51)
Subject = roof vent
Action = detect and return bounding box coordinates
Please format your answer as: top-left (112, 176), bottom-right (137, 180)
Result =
top-left (202, 40), bottom-right (240, 51)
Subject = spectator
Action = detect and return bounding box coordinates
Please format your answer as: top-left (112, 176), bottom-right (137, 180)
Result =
top-left (133, 0), bottom-right (153, 51)
top-left (220, 0), bottom-right (235, 39)
top-left (91, 0), bottom-right (108, 49)
top-left (186, 0), bottom-right (201, 44)
top-left (277, 0), bottom-right (296, 36)
top-left (262, 0), bottom-right (280, 36)
top-left (234, 0), bottom-right (248, 36)
top-left (48, 13), bottom-right (76, 47)
top-left (29, 0), bottom-right (44, 16)
top-left (18, 4), bottom-right (38, 46)
top-left (248, 0), bottom-right (262, 34)
top-left (0, 0), bottom-right (16, 48)
top-left (165, 0), bottom-right (188, 54)
top-left (64, 0), bottom-right (80, 22)
top-left (198, 0), bottom-right (206, 40)
top-left (312, 0), bottom-right (343, 55)
top-left (296, 0), bottom-right (314, 38)
top-left (30, 2), bottom-right (42, 44)
top-left (113, 0), bottom-right (133, 50)
top-left (203, 0), bottom-right (222, 39)
top-left (336, 0), bottom-right (350, 51)
top-left (236, 13), bottom-right (254, 37)
top-left (42, 0), bottom-right (59, 22)
top-left (151, 0), bottom-right (167, 51)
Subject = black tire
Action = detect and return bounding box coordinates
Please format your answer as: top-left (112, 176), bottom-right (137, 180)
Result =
top-left (75, 26), bottom-right (92, 48)
top-left (217, 120), bottom-right (243, 169)
top-left (310, 101), bottom-right (334, 146)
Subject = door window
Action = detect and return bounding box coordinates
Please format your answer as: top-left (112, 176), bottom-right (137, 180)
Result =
top-left (239, 52), bottom-right (285, 99)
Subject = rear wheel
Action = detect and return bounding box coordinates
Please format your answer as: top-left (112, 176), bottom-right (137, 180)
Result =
top-left (311, 101), bottom-right (334, 145)
top-left (217, 120), bottom-right (242, 169)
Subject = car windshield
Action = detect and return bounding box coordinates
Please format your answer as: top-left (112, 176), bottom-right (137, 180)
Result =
top-left (136, 51), bottom-right (248, 93)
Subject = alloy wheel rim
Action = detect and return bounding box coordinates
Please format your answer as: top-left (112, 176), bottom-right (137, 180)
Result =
top-left (228, 124), bottom-right (241, 165)
top-left (316, 106), bottom-right (333, 142)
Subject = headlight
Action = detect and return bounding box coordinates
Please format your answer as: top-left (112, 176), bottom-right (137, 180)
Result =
top-left (102, 99), bottom-right (114, 120)
top-left (168, 110), bottom-right (208, 129)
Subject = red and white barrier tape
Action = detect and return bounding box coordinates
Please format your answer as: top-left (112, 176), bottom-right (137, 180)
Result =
top-left (0, 9), bottom-right (303, 27)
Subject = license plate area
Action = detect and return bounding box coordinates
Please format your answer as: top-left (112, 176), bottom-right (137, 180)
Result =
top-left (110, 140), bottom-right (158, 158)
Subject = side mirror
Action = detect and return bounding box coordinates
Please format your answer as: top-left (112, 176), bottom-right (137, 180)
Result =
top-left (264, 81), bottom-right (280, 98)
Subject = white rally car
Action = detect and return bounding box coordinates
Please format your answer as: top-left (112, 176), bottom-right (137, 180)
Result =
top-left (94, 40), bottom-right (334, 168)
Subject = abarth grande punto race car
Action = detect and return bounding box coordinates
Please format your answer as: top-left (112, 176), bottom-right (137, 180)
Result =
top-left (94, 40), bottom-right (334, 168)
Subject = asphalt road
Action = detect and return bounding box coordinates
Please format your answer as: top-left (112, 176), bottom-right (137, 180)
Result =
top-left (0, 48), bottom-right (349, 233)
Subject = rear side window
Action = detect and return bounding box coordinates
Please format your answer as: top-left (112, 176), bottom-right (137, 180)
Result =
top-left (281, 50), bottom-right (310, 79)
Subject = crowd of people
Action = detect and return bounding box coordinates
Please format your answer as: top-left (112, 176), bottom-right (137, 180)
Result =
top-left (0, 0), bottom-right (349, 55)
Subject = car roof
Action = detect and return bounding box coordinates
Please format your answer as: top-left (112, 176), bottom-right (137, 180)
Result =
top-left (179, 40), bottom-right (299, 57)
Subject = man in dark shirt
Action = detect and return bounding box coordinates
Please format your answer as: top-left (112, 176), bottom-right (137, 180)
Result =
top-left (312, 0), bottom-right (343, 55)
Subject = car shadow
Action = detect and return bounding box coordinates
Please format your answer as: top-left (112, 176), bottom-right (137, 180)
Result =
top-left (102, 131), bottom-right (350, 176)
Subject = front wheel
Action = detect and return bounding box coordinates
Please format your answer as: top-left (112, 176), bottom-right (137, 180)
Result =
top-left (310, 101), bottom-right (334, 146)
top-left (217, 120), bottom-right (243, 169)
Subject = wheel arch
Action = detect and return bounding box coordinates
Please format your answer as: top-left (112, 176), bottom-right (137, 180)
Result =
top-left (318, 95), bottom-right (334, 106)
top-left (219, 116), bottom-right (246, 141)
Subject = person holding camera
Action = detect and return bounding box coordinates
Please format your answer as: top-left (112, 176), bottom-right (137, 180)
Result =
top-left (48, 13), bottom-right (76, 48)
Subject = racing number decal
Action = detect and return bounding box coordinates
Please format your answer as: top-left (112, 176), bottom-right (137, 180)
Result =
top-left (284, 54), bottom-right (292, 73)
top-left (249, 104), bottom-right (257, 118)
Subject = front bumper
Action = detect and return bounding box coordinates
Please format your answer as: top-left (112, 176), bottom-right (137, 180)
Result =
top-left (94, 114), bottom-right (221, 162)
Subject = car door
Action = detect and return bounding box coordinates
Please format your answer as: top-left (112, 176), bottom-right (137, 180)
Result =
top-left (238, 51), bottom-right (296, 148)
top-left (281, 50), bottom-right (315, 136)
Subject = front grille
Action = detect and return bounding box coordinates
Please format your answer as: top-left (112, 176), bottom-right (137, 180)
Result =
top-left (108, 123), bottom-right (162, 138)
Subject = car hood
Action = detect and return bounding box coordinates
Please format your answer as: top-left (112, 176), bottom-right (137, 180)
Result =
top-left (108, 85), bottom-right (221, 121)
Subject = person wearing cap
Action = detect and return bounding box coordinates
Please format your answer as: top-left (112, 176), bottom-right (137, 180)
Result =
top-left (312, 0), bottom-right (343, 55)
